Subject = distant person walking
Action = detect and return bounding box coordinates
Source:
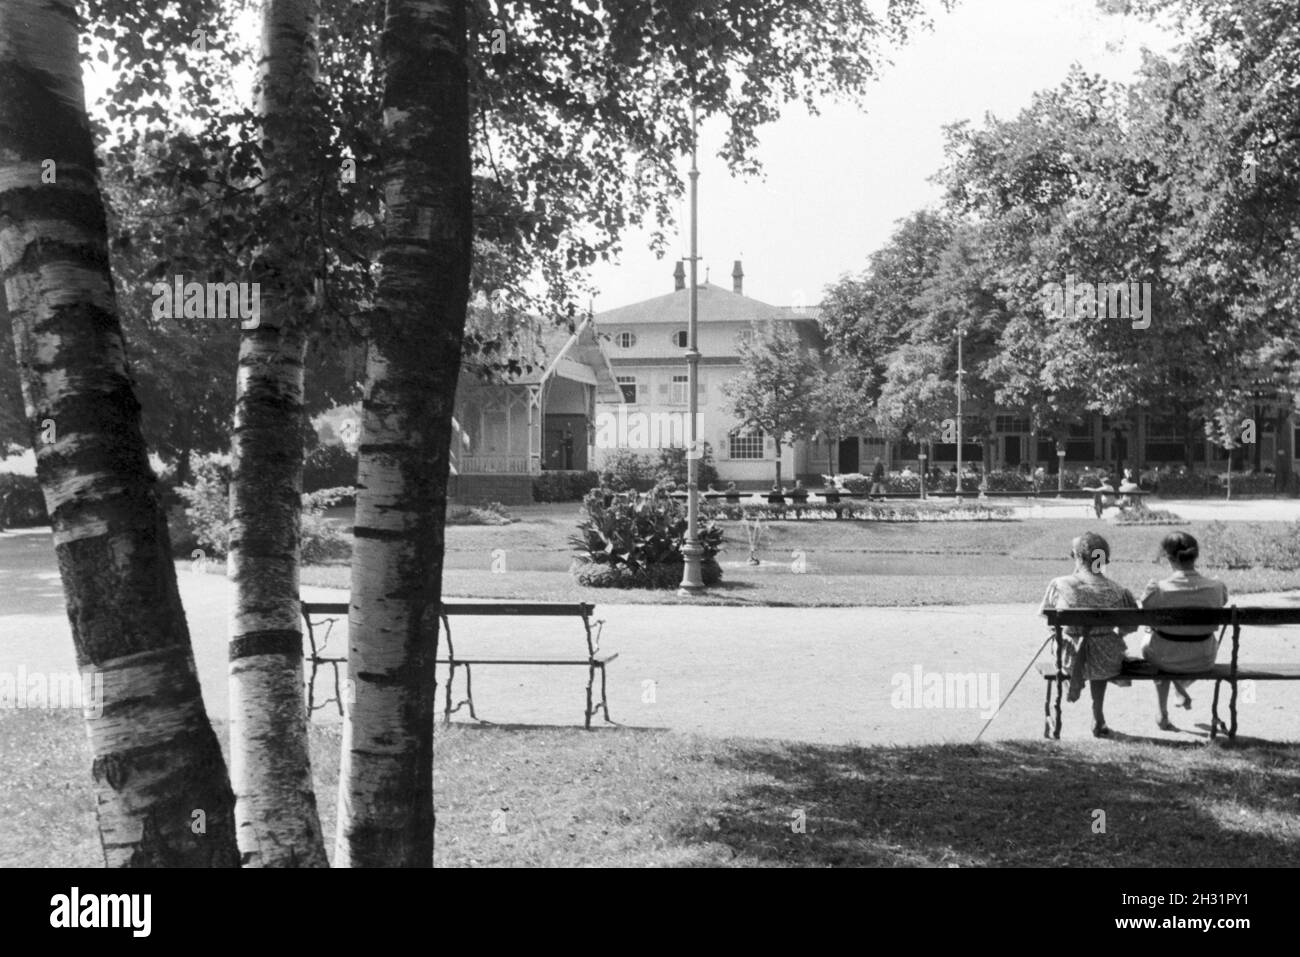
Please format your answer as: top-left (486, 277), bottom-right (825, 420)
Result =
top-left (869, 457), bottom-right (886, 500)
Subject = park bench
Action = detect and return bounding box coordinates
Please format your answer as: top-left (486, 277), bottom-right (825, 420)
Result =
top-left (300, 599), bottom-right (617, 729)
top-left (1037, 606), bottom-right (1300, 740)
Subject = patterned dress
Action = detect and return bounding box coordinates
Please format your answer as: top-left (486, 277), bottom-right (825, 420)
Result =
top-left (1040, 572), bottom-right (1138, 698)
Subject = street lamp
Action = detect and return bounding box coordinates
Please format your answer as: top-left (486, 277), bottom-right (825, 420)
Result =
top-left (955, 329), bottom-right (965, 503)
top-left (918, 448), bottom-right (927, 500)
top-left (678, 107), bottom-right (705, 596)
top-left (1057, 443), bottom-right (1066, 495)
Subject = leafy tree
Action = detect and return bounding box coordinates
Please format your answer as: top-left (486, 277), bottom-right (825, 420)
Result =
top-left (811, 362), bottom-right (876, 477)
top-left (724, 321), bottom-right (821, 486)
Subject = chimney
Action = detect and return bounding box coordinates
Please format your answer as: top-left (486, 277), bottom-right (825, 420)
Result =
top-left (732, 260), bottom-right (744, 295)
top-left (673, 260), bottom-right (685, 292)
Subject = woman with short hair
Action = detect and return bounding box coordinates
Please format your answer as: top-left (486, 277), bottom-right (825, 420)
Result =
top-left (1139, 532), bottom-right (1228, 731)
top-left (1040, 531), bottom-right (1138, 737)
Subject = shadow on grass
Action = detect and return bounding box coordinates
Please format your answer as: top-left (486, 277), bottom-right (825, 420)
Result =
top-left (666, 737), bottom-right (1300, 867)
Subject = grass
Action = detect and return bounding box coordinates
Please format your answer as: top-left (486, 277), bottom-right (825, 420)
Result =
top-left (5, 709), bottom-right (1298, 867)
top-left (293, 510), bottom-right (1300, 606)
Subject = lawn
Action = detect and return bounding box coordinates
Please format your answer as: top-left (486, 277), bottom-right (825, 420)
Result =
top-left (297, 506), bottom-right (1300, 606)
top-left (5, 709), bottom-right (1297, 867)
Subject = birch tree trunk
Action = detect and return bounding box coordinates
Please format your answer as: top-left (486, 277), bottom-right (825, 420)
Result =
top-left (0, 0), bottom-right (238, 866)
top-left (336, 0), bottom-right (470, 867)
top-left (227, 0), bottom-right (329, 868)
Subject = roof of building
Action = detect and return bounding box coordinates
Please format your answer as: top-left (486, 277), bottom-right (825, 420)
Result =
top-left (594, 282), bottom-right (819, 325)
top-left (472, 316), bottom-right (621, 399)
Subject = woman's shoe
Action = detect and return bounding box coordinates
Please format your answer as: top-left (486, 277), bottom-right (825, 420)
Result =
top-left (1178, 694), bottom-right (1193, 710)
top-left (1092, 724), bottom-right (1112, 738)
top-left (1157, 718), bottom-right (1176, 731)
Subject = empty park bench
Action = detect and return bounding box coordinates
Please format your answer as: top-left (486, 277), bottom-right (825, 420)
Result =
top-left (1038, 606), bottom-right (1300, 740)
top-left (300, 600), bottom-right (617, 729)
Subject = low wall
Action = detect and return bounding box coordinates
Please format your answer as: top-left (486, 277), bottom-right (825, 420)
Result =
top-left (449, 473), bottom-right (534, 505)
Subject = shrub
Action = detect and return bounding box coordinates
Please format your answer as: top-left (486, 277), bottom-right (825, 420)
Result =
top-left (303, 443), bottom-right (358, 496)
top-left (448, 501), bottom-right (515, 525)
top-left (0, 472), bottom-right (48, 529)
top-left (175, 452), bottom-right (233, 556)
top-left (176, 453), bottom-right (355, 562)
top-left (300, 487), bottom-right (354, 564)
top-left (532, 470), bottom-right (600, 502)
top-left (654, 443), bottom-right (720, 492)
top-left (599, 449), bottom-right (657, 492)
top-left (838, 473), bottom-right (871, 494)
top-left (1111, 508), bottom-right (1187, 526)
top-left (569, 486), bottom-right (724, 588)
top-left (700, 501), bottom-right (1015, 522)
top-left (574, 558), bottom-right (723, 589)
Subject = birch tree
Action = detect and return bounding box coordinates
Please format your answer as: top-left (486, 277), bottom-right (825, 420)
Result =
top-left (335, 0), bottom-right (472, 867)
top-left (227, 0), bottom-right (330, 868)
top-left (0, 0), bottom-right (238, 867)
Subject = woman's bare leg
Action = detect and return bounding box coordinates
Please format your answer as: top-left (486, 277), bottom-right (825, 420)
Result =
top-left (1090, 680), bottom-right (1108, 730)
top-left (1155, 680), bottom-right (1173, 726)
top-left (1174, 680), bottom-right (1192, 708)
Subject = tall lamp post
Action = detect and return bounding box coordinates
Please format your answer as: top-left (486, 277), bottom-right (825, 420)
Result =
top-left (955, 328), bottom-right (965, 503)
top-left (678, 108), bottom-right (705, 595)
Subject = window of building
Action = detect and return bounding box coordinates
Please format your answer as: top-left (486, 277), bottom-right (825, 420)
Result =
top-left (735, 329), bottom-right (754, 348)
top-left (615, 375), bottom-right (638, 405)
top-left (729, 429), bottom-right (765, 459)
top-left (614, 331), bottom-right (636, 348)
top-left (671, 329), bottom-right (689, 348)
top-left (669, 374), bottom-right (689, 405)
top-left (995, 415), bottom-right (1030, 433)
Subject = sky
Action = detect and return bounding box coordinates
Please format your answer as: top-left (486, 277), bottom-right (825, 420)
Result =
top-left (587, 0), bottom-right (1177, 313)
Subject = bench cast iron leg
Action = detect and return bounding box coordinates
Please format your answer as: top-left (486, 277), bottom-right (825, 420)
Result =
top-left (1053, 676), bottom-right (1064, 739)
top-left (1043, 677), bottom-right (1052, 738)
top-left (1211, 680), bottom-right (1221, 739)
top-left (1229, 679), bottom-right (1238, 739)
top-left (599, 663), bottom-right (612, 724)
top-left (443, 662), bottom-right (456, 725)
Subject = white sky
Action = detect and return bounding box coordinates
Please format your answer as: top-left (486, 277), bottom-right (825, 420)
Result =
top-left (588, 0), bottom-right (1177, 311)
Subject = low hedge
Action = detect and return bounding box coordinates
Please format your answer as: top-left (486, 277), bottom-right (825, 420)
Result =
top-left (702, 501), bottom-right (1015, 522)
top-left (0, 473), bottom-right (48, 528)
top-left (573, 557), bottom-right (723, 589)
top-left (1155, 471), bottom-right (1284, 498)
top-left (533, 470), bottom-right (600, 502)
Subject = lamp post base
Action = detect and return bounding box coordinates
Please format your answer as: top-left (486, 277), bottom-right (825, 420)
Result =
top-left (678, 541), bottom-right (706, 596)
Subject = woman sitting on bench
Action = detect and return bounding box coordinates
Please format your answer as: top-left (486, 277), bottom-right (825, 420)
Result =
top-left (1139, 532), bottom-right (1229, 731)
top-left (1040, 532), bottom-right (1139, 738)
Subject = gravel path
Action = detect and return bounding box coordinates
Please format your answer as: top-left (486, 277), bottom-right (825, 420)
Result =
top-left (4, 525), bottom-right (1297, 746)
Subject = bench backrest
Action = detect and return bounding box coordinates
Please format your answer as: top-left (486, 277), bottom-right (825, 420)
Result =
top-left (1043, 607), bottom-right (1300, 628)
top-left (1042, 605), bottom-right (1300, 679)
top-left (301, 600), bottom-right (595, 619)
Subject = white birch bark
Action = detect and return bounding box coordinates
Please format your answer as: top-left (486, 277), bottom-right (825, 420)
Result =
top-left (228, 0), bottom-right (329, 867)
top-left (336, 0), bottom-right (471, 867)
top-left (0, 0), bottom-right (238, 866)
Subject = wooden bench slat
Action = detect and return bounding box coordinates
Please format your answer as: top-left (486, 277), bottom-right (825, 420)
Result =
top-left (1037, 661), bottom-right (1300, 680)
top-left (1044, 608), bottom-right (1300, 626)
top-left (301, 601), bottom-right (594, 618)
